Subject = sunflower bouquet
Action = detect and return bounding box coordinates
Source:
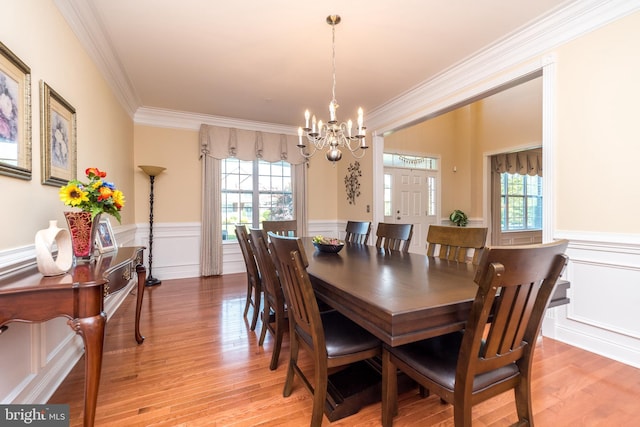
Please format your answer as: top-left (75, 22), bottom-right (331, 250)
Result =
top-left (59, 167), bottom-right (125, 223)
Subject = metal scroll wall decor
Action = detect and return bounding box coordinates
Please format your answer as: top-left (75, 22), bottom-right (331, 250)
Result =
top-left (344, 161), bottom-right (361, 205)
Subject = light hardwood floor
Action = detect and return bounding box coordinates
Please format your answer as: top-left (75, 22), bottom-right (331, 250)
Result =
top-left (49, 274), bottom-right (640, 426)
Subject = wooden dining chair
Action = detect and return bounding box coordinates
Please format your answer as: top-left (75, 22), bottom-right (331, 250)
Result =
top-left (426, 225), bottom-right (488, 265)
top-left (249, 228), bottom-right (287, 371)
top-left (234, 225), bottom-right (261, 331)
top-left (375, 222), bottom-right (414, 253)
top-left (381, 240), bottom-right (569, 427)
top-left (344, 220), bottom-right (371, 244)
top-left (262, 219), bottom-right (297, 237)
top-left (269, 233), bottom-right (381, 427)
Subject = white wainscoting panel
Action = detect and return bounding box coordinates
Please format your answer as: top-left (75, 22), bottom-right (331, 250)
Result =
top-left (551, 231), bottom-right (640, 369)
top-left (0, 323), bottom-right (35, 403)
top-left (136, 222), bottom-right (201, 280)
top-left (220, 221), bottom-right (343, 276)
top-left (224, 240), bottom-right (246, 275)
top-left (309, 220), bottom-right (342, 240)
top-left (0, 224), bottom-right (141, 404)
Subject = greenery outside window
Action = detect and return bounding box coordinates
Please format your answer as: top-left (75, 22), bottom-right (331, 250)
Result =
top-left (221, 158), bottom-right (293, 241)
top-left (500, 173), bottom-right (542, 231)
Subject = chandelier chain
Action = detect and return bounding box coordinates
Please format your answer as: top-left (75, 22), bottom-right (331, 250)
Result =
top-left (331, 21), bottom-right (337, 107)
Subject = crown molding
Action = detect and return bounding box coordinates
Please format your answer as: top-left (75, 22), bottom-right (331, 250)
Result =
top-left (55, 0), bottom-right (640, 131)
top-left (367, 0), bottom-right (640, 133)
top-left (54, 0), bottom-right (141, 117)
top-left (134, 107), bottom-right (298, 134)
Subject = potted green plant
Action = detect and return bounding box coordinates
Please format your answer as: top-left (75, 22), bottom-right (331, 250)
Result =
top-left (449, 209), bottom-right (468, 227)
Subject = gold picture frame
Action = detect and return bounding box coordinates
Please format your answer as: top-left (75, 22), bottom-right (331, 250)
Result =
top-left (0, 41), bottom-right (32, 180)
top-left (40, 81), bottom-right (76, 186)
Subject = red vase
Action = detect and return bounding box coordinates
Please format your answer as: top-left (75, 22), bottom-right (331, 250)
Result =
top-left (64, 211), bottom-right (100, 262)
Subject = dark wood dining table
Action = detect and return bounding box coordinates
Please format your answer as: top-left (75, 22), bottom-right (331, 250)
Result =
top-left (301, 238), bottom-right (569, 347)
top-left (299, 237), bottom-right (570, 421)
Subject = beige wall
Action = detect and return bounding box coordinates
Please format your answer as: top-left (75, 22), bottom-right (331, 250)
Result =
top-left (334, 146), bottom-right (373, 222)
top-left (133, 125), bottom-right (200, 223)
top-left (555, 11), bottom-right (640, 233)
top-left (386, 112), bottom-right (459, 214)
top-left (4, 1), bottom-right (637, 251)
top-left (476, 79), bottom-right (543, 152)
top-left (307, 153), bottom-right (339, 220)
top-left (133, 124), bottom-right (347, 224)
top-left (0, 0), bottom-right (134, 251)
top-left (383, 77), bottom-right (542, 220)
top-left (380, 10), bottom-right (640, 235)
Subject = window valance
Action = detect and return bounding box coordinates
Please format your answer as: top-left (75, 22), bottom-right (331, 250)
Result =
top-left (198, 123), bottom-right (308, 276)
top-left (491, 148), bottom-right (542, 177)
top-left (199, 124), bottom-right (306, 164)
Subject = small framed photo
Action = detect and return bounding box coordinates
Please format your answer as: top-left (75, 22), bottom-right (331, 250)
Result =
top-left (0, 41), bottom-right (32, 180)
top-left (40, 81), bottom-right (76, 186)
top-left (95, 217), bottom-right (117, 253)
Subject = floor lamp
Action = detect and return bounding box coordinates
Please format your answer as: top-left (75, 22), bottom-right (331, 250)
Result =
top-left (139, 165), bottom-right (166, 287)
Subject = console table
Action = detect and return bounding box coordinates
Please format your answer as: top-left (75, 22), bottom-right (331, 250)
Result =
top-left (0, 247), bottom-right (146, 427)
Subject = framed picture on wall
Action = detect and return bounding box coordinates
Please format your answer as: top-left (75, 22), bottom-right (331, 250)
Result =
top-left (40, 81), bottom-right (76, 186)
top-left (0, 41), bottom-right (32, 180)
top-left (95, 217), bottom-right (117, 253)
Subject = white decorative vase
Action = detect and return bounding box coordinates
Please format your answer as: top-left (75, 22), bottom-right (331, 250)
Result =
top-left (35, 220), bottom-right (74, 276)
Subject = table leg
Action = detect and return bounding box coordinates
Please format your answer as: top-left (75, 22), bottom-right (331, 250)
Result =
top-left (69, 312), bottom-right (106, 427)
top-left (135, 264), bottom-right (146, 344)
top-left (381, 349), bottom-right (398, 427)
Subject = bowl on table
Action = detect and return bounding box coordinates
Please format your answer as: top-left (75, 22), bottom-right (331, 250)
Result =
top-left (312, 237), bottom-right (344, 254)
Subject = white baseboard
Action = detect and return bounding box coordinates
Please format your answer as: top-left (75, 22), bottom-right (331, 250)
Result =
top-left (555, 323), bottom-right (640, 369)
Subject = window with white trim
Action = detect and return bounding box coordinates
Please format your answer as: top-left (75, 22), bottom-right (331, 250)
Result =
top-left (221, 158), bottom-right (293, 241)
top-left (500, 173), bottom-right (542, 231)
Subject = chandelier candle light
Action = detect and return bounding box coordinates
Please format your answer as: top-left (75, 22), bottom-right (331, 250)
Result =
top-left (298, 15), bottom-right (368, 163)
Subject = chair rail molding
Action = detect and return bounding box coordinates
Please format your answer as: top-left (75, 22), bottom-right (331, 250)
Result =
top-left (545, 231), bottom-right (640, 369)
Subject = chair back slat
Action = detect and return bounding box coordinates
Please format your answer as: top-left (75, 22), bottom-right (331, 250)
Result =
top-left (235, 225), bottom-right (260, 283)
top-left (235, 224), bottom-right (262, 330)
top-left (426, 225), bottom-right (487, 264)
top-left (249, 228), bottom-right (280, 303)
top-left (263, 220), bottom-right (297, 237)
top-left (375, 223), bottom-right (414, 253)
top-left (249, 227), bottom-right (287, 370)
top-left (344, 221), bottom-right (371, 244)
top-left (268, 233), bottom-right (321, 346)
top-left (461, 241), bottom-right (568, 378)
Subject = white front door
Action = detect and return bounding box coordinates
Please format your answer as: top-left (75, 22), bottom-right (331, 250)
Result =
top-left (384, 167), bottom-right (438, 253)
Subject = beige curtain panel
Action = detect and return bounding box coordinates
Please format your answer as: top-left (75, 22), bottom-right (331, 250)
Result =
top-left (199, 124), bottom-right (307, 276)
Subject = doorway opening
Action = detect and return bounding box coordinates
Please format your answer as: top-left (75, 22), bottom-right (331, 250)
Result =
top-left (383, 153), bottom-right (439, 253)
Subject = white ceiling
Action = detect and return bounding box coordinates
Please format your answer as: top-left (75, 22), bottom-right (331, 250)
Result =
top-left (56, 0), bottom-right (573, 128)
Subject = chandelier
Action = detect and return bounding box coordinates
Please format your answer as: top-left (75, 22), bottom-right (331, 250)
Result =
top-left (297, 15), bottom-right (368, 163)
